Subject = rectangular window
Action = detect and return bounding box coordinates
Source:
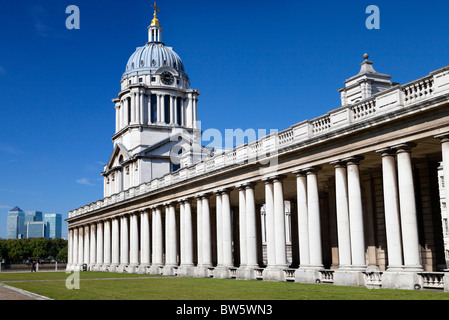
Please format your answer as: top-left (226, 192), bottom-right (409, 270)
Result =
top-left (176, 97), bottom-right (182, 126)
top-left (150, 94), bottom-right (157, 123)
top-left (164, 95), bottom-right (170, 124)
top-left (139, 78), bottom-right (143, 83)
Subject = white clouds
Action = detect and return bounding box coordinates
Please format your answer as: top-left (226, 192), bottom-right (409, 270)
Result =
top-left (76, 178), bottom-right (95, 186)
top-left (0, 144), bottom-right (22, 155)
top-left (27, 5), bottom-right (49, 37)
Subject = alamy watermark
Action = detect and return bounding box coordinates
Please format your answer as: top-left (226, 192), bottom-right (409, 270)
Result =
top-left (169, 122), bottom-right (280, 175)
top-left (66, 5), bottom-right (80, 30)
top-left (65, 270), bottom-right (80, 289)
top-left (366, 5), bottom-right (380, 30)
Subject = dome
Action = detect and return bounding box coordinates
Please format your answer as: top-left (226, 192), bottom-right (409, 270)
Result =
top-left (122, 42), bottom-right (187, 80)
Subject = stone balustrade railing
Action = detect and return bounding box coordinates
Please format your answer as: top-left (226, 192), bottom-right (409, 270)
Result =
top-left (69, 66), bottom-right (449, 218)
top-left (419, 272), bottom-right (445, 290)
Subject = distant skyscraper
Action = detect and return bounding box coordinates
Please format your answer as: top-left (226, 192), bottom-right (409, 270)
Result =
top-left (44, 213), bottom-right (62, 239)
top-left (27, 221), bottom-right (46, 238)
top-left (7, 206), bottom-right (25, 239)
top-left (24, 211), bottom-right (43, 238)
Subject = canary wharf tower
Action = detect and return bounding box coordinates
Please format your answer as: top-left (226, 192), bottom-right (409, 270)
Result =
top-left (102, 4), bottom-right (202, 198)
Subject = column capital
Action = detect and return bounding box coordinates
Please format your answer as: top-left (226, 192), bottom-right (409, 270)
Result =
top-left (343, 155), bottom-right (365, 165)
top-left (199, 192), bottom-right (212, 200)
top-left (330, 160), bottom-right (347, 168)
top-left (292, 168), bottom-right (308, 177)
top-left (305, 166), bottom-right (321, 175)
top-left (393, 142), bottom-right (417, 154)
top-left (263, 174), bottom-right (287, 184)
top-left (164, 201), bottom-right (175, 208)
top-left (435, 132), bottom-right (449, 143)
top-left (376, 147), bottom-right (396, 157)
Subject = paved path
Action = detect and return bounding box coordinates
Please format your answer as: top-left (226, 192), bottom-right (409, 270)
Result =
top-left (0, 284), bottom-right (51, 300)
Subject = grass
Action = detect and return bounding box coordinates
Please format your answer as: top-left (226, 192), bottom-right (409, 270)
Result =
top-left (1, 271), bottom-right (449, 300)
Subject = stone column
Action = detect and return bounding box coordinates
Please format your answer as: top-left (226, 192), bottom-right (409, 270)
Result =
top-left (84, 225), bottom-right (90, 267)
top-left (156, 95), bottom-right (162, 123)
top-left (263, 178), bottom-right (276, 268)
top-left (437, 133), bottom-right (449, 230)
top-left (245, 183), bottom-right (258, 269)
top-left (151, 207), bottom-right (163, 273)
top-left (140, 209), bottom-right (151, 269)
top-left (164, 203), bottom-right (177, 273)
top-left (196, 196), bottom-right (203, 267)
top-left (181, 199), bottom-right (194, 268)
top-left (221, 189), bottom-right (233, 268)
top-left (129, 212), bottom-right (139, 272)
top-left (119, 215), bottom-right (129, 271)
top-left (72, 228), bottom-right (78, 269)
top-left (332, 161), bottom-right (352, 269)
top-left (96, 221), bottom-right (103, 270)
top-left (111, 218), bottom-right (120, 270)
top-left (346, 156), bottom-right (366, 269)
top-left (103, 219), bottom-right (111, 269)
top-left (293, 170), bottom-right (310, 268)
top-left (378, 148), bottom-right (403, 270)
top-left (78, 226), bottom-right (84, 267)
top-left (306, 167), bottom-right (323, 269)
top-left (89, 223), bottom-right (96, 270)
top-left (273, 176), bottom-right (288, 268)
top-left (395, 143), bottom-right (422, 271)
top-left (215, 191), bottom-right (223, 267)
top-left (67, 228), bottom-right (73, 270)
top-left (161, 94), bottom-right (166, 124)
top-left (201, 194), bottom-right (212, 267)
top-left (237, 185), bottom-right (247, 268)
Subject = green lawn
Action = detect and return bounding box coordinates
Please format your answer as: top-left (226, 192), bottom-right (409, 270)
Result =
top-left (1, 271), bottom-right (449, 300)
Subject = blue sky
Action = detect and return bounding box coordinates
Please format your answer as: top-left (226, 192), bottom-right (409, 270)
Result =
top-left (1, 0), bottom-right (449, 238)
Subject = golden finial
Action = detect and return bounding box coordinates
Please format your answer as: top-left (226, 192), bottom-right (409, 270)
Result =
top-left (151, 1), bottom-right (160, 26)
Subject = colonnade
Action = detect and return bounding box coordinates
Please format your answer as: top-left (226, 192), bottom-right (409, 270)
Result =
top-left (115, 89), bottom-right (199, 132)
top-left (67, 135), bottom-right (449, 287)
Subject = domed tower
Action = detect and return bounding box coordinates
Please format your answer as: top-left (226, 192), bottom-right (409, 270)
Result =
top-left (102, 3), bottom-right (203, 197)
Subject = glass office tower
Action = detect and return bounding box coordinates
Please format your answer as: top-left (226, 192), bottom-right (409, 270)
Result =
top-left (44, 213), bottom-right (62, 239)
top-left (7, 207), bottom-right (25, 239)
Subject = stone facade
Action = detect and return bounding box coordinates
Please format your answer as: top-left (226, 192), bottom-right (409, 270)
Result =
top-left (66, 8), bottom-right (449, 291)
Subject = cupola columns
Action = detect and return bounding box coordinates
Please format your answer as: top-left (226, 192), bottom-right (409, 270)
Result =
top-left (148, 2), bottom-right (162, 43)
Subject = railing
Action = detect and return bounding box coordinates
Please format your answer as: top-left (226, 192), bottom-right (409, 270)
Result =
top-left (419, 272), bottom-right (445, 290)
top-left (69, 67), bottom-right (449, 218)
top-left (284, 269), bottom-right (296, 282)
top-left (364, 271), bottom-right (383, 287)
top-left (319, 270), bottom-right (334, 283)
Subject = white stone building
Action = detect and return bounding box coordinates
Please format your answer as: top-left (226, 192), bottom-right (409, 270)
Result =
top-left (67, 6), bottom-right (449, 291)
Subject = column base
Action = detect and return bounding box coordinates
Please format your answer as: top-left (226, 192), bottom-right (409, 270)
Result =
top-left (262, 267), bottom-right (285, 281)
top-left (236, 266), bottom-right (259, 280)
top-left (149, 265), bottom-right (163, 275)
top-left (294, 267), bottom-right (322, 284)
top-left (137, 264), bottom-right (151, 274)
top-left (101, 264), bottom-right (111, 272)
top-left (177, 265), bottom-right (196, 277)
top-left (162, 265), bottom-right (178, 276)
top-left (194, 266), bottom-right (213, 278)
top-left (333, 269), bottom-right (366, 287)
top-left (213, 266), bottom-right (232, 279)
top-left (109, 264), bottom-right (119, 272)
top-left (127, 264), bottom-right (139, 274)
top-left (382, 270), bottom-right (423, 290)
top-left (117, 264), bottom-right (129, 273)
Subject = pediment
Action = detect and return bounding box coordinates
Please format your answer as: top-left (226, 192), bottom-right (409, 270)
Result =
top-left (105, 143), bottom-right (131, 171)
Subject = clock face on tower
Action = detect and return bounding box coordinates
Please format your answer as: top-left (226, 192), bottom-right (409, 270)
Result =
top-left (161, 71), bottom-right (174, 85)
